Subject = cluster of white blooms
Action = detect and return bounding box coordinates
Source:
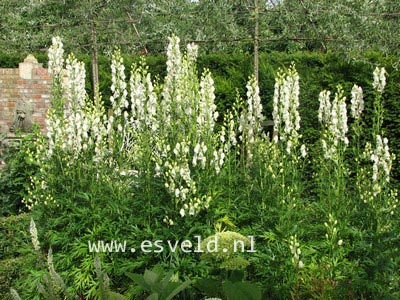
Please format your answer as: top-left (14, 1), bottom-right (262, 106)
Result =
top-left (210, 148), bottom-right (226, 175)
top-left (45, 50), bottom-right (99, 157)
top-left (160, 36), bottom-right (182, 126)
top-left (109, 49), bottom-right (128, 127)
top-left (371, 135), bottom-right (393, 196)
top-left (45, 114), bottom-right (64, 157)
top-left (197, 70), bottom-right (219, 138)
top-left (90, 103), bottom-right (108, 160)
top-left (239, 76), bottom-right (265, 161)
top-left (372, 66), bottom-right (386, 93)
top-left (159, 138), bottom-right (215, 217)
top-left (41, 36), bottom-right (226, 218)
top-left (10, 288), bottom-right (22, 300)
top-left (166, 35), bottom-right (182, 80)
top-left (289, 235), bottom-right (303, 269)
top-left (62, 55), bottom-right (91, 153)
top-left (226, 111), bottom-right (238, 147)
top-left (350, 84), bottom-right (364, 119)
top-left (63, 54), bottom-right (86, 110)
top-left (271, 65), bottom-right (300, 154)
top-left (130, 65), bottom-right (158, 131)
top-left (214, 110), bottom-right (238, 173)
top-left (331, 89), bottom-right (349, 146)
top-left (318, 90), bottom-right (331, 124)
top-left (192, 141), bottom-right (208, 169)
top-left (29, 218), bottom-right (40, 251)
top-left (186, 42), bottom-right (198, 64)
top-left (162, 140), bottom-right (211, 217)
top-left (48, 36), bottom-right (64, 76)
top-left (319, 88), bottom-right (348, 159)
top-left (154, 37), bottom-right (225, 217)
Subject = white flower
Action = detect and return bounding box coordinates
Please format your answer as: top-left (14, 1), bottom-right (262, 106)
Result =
top-left (320, 87), bottom-right (348, 159)
top-left (300, 144), bottom-right (307, 158)
top-left (30, 218), bottom-right (40, 251)
top-left (372, 67), bottom-right (386, 93)
top-left (272, 64), bottom-right (300, 153)
top-left (239, 75), bottom-right (265, 152)
top-left (179, 208), bottom-right (185, 217)
top-left (186, 42), bottom-right (198, 62)
top-left (198, 70), bottom-right (218, 138)
top-left (318, 90), bottom-right (331, 124)
top-left (371, 135), bottom-right (392, 195)
top-left (350, 84), bottom-right (364, 119)
top-left (110, 48), bottom-right (127, 118)
top-left (48, 36), bottom-right (64, 76)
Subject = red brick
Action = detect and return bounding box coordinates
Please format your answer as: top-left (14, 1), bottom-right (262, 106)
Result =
top-left (34, 68), bottom-right (48, 76)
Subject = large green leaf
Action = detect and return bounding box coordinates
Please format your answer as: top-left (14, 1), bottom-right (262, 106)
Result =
top-left (222, 281), bottom-right (261, 300)
top-left (164, 280), bottom-right (191, 300)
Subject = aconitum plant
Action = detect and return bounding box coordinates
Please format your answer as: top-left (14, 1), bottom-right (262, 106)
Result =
top-left (271, 64), bottom-right (300, 155)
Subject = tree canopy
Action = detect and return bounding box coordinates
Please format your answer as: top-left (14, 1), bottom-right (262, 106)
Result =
top-left (1, 0), bottom-right (399, 57)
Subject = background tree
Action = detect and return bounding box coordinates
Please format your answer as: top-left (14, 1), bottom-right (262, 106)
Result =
top-left (1, 0), bottom-right (399, 59)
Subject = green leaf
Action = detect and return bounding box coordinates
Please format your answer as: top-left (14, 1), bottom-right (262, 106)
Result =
top-left (222, 281), bottom-right (261, 300)
top-left (164, 280), bottom-right (191, 300)
top-left (106, 291), bottom-right (128, 300)
top-left (147, 293), bottom-right (159, 300)
top-left (125, 272), bottom-right (152, 291)
top-left (195, 278), bottom-right (222, 297)
top-left (144, 269), bottom-right (161, 286)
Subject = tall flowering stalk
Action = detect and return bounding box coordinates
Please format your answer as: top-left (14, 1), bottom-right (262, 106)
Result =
top-left (108, 48), bottom-right (128, 146)
top-left (371, 135), bottom-right (393, 196)
top-left (159, 35), bottom-right (182, 130)
top-left (150, 37), bottom-right (225, 220)
top-left (355, 67), bottom-right (397, 230)
top-left (47, 36), bottom-right (65, 116)
top-left (239, 76), bottom-right (265, 166)
top-left (48, 36), bottom-right (64, 76)
top-left (197, 70), bottom-right (219, 141)
top-left (268, 64), bottom-right (305, 211)
top-left (130, 63), bottom-right (157, 132)
top-left (319, 87), bottom-right (348, 160)
top-left (350, 84), bottom-right (364, 120)
top-left (272, 64), bottom-right (300, 155)
top-left (62, 54), bottom-right (91, 155)
top-left (372, 66), bottom-right (386, 137)
top-left (358, 134), bottom-right (398, 233)
top-left (349, 84), bottom-right (364, 161)
top-left (372, 66), bottom-right (386, 94)
top-left (45, 53), bottom-right (97, 158)
top-left (29, 218), bottom-right (40, 252)
top-left (317, 86), bottom-right (349, 233)
top-left (25, 37), bottom-right (109, 209)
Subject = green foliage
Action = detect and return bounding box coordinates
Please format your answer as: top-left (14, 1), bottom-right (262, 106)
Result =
top-left (126, 264), bottom-right (191, 300)
top-left (196, 274), bottom-right (261, 300)
top-left (0, 214), bottom-right (31, 300)
top-left (4, 37), bottom-right (400, 300)
top-left (0, 134), bottom-right (39, 216)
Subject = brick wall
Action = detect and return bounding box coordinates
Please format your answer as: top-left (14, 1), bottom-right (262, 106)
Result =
top-left (0, 54), bottom-right (51, 134)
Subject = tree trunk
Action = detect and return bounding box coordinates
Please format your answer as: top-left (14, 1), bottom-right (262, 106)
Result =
top-left (254, 0), bottom-right (259, 82)
top-left (91, 20), bottom-right (99, 99)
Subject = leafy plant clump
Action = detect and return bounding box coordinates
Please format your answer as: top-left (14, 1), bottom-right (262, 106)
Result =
top-left (8, 36), bottom-right (400, 299)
